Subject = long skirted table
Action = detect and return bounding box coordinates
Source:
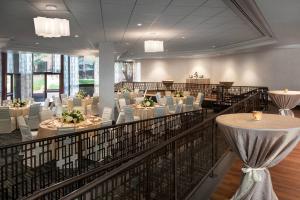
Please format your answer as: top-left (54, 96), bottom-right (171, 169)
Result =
top-left (216, 113), bottom-right (300, 200)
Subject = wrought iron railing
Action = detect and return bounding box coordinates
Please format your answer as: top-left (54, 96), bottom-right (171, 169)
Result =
top-left (27, 90), bottom-right (265, 200)
top-left (0, 109), bottom-right (204, 199)
top-left (114, 81), bottom-right (268, 105)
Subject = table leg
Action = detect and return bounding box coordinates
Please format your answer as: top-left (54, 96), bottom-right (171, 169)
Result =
top-left (279, 109), bottom-right (294, 117)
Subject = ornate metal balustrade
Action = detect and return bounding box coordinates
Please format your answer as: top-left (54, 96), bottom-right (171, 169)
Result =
top-left (0, 109), bottom-right (204, 200)
top-left (26, 91), bottom-right (264, 200)
top-left (114, 81), bottom-right (268, 106)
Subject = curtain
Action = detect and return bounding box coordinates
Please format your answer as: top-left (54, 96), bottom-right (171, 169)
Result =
top-left (94, 56), bottom-right (99, 96)
top-left (69, 56), bottom-right (79, 96)
top-left (19, 52), bottom-right (33, 99)
top-left (133, 62), bottom-right (141, 82)
top-left (64, 55), bottom-right (69, 95)
top-left (114, 62), bottom-right (135, 83)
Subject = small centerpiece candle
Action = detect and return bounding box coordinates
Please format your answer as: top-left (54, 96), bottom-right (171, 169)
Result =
top-left (252, 111), bottom-right (263, 121)
top-left (284, 88), bottom-right (288, 93)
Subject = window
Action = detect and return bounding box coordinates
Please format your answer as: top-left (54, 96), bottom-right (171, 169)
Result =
top-left (6, 74), bottom-right (13, 100)
top-left (78, 56), bottom-right (95, 96)
top-left (33, 53), bottom-right (61, 73)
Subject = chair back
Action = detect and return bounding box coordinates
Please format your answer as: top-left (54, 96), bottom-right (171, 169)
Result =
top-left (43, 98), bottom-right (50, 110)
top-left (183, 91), bottom-right (190, 96)
top-left (123, 92), bottom-right (131, 105)
top-left (118, 98), bottom-right (127, 110)
top-left (175, 103), bottom-right (183, 114)
top-left (29, 103), bottom-right (41, 117)
top-left (197, 92), bottom-right (205, 106)
top-left (156, 92), bottom-right (161, 101)
top-left (166, 96), bottom-right (174, 106)
top-left (186, 96), bottom-right (194, 106)
top-left (57, 126), bottom-right (75, 135)
top-left (17, 116), bottom-right (27, 126)
top-left (116, 111), bottom-right (125, 124)
top-left (92, 96), bottom-right (100, 106)
top-left (154, 107), bottom-right (166, 118)
top-left (60, 94), bottom-right (68, 100)
top-left (165, 91), bottom-right (172, 96)
top-left (54, 96), bottom-right (61, 106)
top-left (123, 106), bottom-right (134, 123)
top-left (135, 97), bottom-right (144, 105)
top-left (0, 107), bottom-right (10, 119)
top-left (158, 97), bottom-right (166, 106)
top-left (2, 100), bottom-right (11, 106)
top-left (40, 110), bottom-right (53, 122)
top-left (143, 89), bottom-right (148, 98)
top-left (19, 125), bottom-right (33, 141)
top-left (102, 107), bottom-right (112, 121)
top-left (56, 106), bottom-right (63, 117)
top-left (73, 97), bottom-right (82, 107)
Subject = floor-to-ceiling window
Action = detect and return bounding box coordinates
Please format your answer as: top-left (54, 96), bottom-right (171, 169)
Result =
top-left (78, 56), bottom-right (95, 96)
top-left (32, 53), bottom-right (61, 101)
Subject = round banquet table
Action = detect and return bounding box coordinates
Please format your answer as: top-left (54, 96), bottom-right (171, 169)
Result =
top-left (216, 113), bottom-right (300, 200)
top-left (133, 105), bottom-right (168, 120)
top-left (268, 90), bottom-right (300, 117)
top-left (38, 116), bottom-right (102, 139)
top-left (9, 106), bottom-right (29, 118)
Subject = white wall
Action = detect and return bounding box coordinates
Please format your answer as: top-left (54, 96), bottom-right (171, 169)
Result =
top-left (139, 48), bottom-right (300, 90)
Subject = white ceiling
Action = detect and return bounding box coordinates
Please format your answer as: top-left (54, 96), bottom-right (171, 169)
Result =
top-left (0, 0), bottom-right (272, 58)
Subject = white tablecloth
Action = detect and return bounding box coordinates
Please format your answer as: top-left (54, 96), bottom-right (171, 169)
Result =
top-left (216, 113), bottom-right (300, 200)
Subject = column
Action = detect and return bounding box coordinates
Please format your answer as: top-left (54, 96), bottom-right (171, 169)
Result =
top-left (98, 42), bottom-right (115, 118)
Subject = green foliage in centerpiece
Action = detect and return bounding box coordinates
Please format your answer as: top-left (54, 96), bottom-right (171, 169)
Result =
top-left (174, 91), bottom-right (184, 97)
top-left (62, 110), bottom-right (84, 123)
top-left (141, 98), bottom-right (154, 107)
top-left (76, 90), bottom-right (88, 99)
top-left (121, 86), bottom-right (132, 93)
top-left (11, 99), bottom-right (27, 107)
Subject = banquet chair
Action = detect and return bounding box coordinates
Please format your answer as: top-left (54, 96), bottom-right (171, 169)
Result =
top-left (166, 96), bottom-right (176, 113)
top-left (56, 126), bottom-right (78, 169)
top-left (123, 106), bottom-right (140, 123)
top-left (169, 103), bottom-right (183, 115)
top-left (134, 88), bottom-right (139, 94)
top-left (156, 92), bottom-right (161, 102)
top-left (40, 109), bottom-right (54, 122)
top-left (0, 106), bottom-right (16, 133)
top-left (194, 92), bottom-right (204, 110)
top-left (118, 98), bottom-right (127, 110)
top-left (25, 103), bottom-right (41, 130)
top-left (123, 92), bottom-right (131, 105)
top-left (53, 96), bottom-right (61, 107)
top-left (17, 116), bottom-right (27, 127)
top-left (154, 107), bottom-right (166, 118)
top-left (60, 94), bottom-right (68, 100)
top-left (43, 98), bottom-right (50, 110)
top-left (165, 91), bottom-right (172, 96)
top-left (158, 97), bottom-right (166, 106)
top-left (135, 97), bottom-right (144, 105)
top-left (73, 97), bottom-right (85, 113)
top-left (183, 96), bottom-right (194, 112)
top-left (87, 96), bottom-right (100, 116)
top-left (2, 100), bottom-right (12, 106)
top-left (19, 125), bottom-right (49, 168)
top-left (143, 89), bottom-right (148, 98)
top-left (116, 111), bottom-right (125, 124)
top-left (183, 91), bottom-right (190, 96)
top-left (101, 107), bottom-right (113, 126)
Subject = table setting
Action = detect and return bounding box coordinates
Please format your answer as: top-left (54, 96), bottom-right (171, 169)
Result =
top-left (216, 112), bottom-right (300, 200)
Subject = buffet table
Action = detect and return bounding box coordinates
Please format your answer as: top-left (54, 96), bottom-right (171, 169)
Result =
top-left (216, 113), bottom-right (300, 200)
top-left (186, 78), bottom-right (210, 84)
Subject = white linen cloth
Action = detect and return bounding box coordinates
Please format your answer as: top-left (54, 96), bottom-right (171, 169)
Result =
top-left (216, 113), bottom-right (300, 200)
top-left (268, 90), bottom-right (300, 117)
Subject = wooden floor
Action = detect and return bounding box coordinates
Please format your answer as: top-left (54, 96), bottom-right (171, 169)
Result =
top-left (211, 109), bottom-right (300, 200)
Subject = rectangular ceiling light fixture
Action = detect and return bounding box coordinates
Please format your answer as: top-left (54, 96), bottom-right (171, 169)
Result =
top-left (144, 40), bottom-right (164, 52)
top-left (34, 17), bottom-right (70, 38)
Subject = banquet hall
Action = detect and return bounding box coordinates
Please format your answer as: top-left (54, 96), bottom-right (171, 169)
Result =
top-left (0, 0), bottom-right (300, 199)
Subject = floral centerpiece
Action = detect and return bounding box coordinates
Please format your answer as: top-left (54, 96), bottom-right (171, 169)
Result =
top-left (121, 86), bottom-right (132, 93)
top-left (174, 91), bottom-right (184, 97)
top-left (76, 90), bottom-right (88, 99)
top-left (11, 98), bottom-right (27, 108)
top-left (141, 98), bottom-right (154, 107)
top-left (62, 110), bottom-right (84, 123)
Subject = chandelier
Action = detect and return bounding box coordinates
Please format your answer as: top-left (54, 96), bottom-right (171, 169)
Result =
top-left (144, 40), bottom-right (164, 52)
top-left (34, 17), bottom-right (70, 38)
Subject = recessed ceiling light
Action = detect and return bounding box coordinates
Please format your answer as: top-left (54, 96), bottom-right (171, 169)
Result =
top-left (74, 34), bottom-right (79, 38)
top-left (125, 42), bottom-right (130, 45)
top-left (46, 4), bottom-right (57, 11)
top-left (137, 23), bottom-right (142, 27)
top-left (35, 42), bottom-right (39, 45)
top-left (212, 45), bottom-right (216, 48)
top-left (181, 36), bottom-right (185, 39)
